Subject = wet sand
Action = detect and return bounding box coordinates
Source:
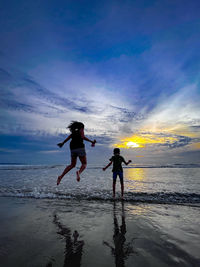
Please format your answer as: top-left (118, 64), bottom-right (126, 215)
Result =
top-left (0, 197), bottom-right (200, 267)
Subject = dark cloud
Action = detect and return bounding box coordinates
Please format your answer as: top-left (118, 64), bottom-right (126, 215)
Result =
top-left (167, 136), bottom-right (192, 149)
top-left (0, 67), bottom-right (11, 78)
top-left (104, 105), bottom-right (144, 127)
top-left (0, 99), bottom-right (34, 113)
top-left (176, 150), bottom-right (200, 163)
top-left (190, 126), bottom-right (200, 131)
top-left (1, 67), bottom-right (141, 121)
top-left (21, 76), bottom-right (92, 113)
top-left (0, 68), bottom-right (92, 115)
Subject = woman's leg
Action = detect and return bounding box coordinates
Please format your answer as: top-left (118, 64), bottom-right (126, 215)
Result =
top-left (76, 156), bottom-right (87, 182)
top-left (57, 156), bottom-right (77, 185)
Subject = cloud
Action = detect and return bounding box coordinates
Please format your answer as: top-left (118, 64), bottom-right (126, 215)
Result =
top-left (1, 66), bottom-right (95, 114)
top-left (164, 136), bottom-right (192, 149)
top-left (22, 77), bottom-right (92, 113)
top-left (0, 67), bottom-right (11, 78)
top-left (0, 65), bottom-right (138, 137)
top-left (0, 148), bottom-right (22, 153)
top-left (113, 83), bottom-right (200, 151)
top-left (39, 150), bottom-right (60, 154)
top-left (141, 84), bottom-right (200, 130)
top-left (1, 60), bottom-right (199, 155)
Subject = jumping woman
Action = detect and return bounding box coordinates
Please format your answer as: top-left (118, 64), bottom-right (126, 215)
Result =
top-left (57, 121), bottom-right (96, 185)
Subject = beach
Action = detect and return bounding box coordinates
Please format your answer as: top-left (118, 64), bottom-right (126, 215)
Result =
top-left (0, 165), bottom-right (200, 266)
top-left (0, 197), bottom-right (200, 267)
top-left (1, 0), bottom-right (200, 266)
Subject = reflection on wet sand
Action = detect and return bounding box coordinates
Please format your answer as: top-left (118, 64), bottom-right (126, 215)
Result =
top-left (126, 203), bottom-right (149, 216)
top-left (52, 214), bottom-right (84, 267)
top-left (103, 201), bottom-right (136, 267)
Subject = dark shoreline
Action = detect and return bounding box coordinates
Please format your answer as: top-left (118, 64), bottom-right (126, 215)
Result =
top-left (0, 197), bottom-right (200, 267)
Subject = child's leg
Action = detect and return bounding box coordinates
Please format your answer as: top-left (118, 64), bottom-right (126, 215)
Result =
top-left (120, 180), bottom-right (124, 198)
top-left (113, 180), bottom-right (116, 198)
top-left (112, 172), bottom-right (117, 198)
top-left (57, 156), bottom-right (77, 185)
top-left (76, 156), bottom-right (87, 182)
top-left (119, 172), bottom-right (124, 198)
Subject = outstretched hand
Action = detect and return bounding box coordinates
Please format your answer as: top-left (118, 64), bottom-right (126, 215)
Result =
top-left (128, 160), bottom-right (132, 163)
top-left (57, 142), bottom-right (64, 148)
top-left (91, 139), bottom-right (96, 147)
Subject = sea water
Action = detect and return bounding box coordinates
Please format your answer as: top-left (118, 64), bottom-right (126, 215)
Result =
top-left (0, 164), bottom-right (200, 266)
top-left (0, 164), bottom-right (200, 204)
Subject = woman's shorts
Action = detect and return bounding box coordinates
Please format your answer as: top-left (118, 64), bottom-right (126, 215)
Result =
top-left (71, 148), bottom-right (86, 157)
top-left (113, 171), bottom-right (123, 182)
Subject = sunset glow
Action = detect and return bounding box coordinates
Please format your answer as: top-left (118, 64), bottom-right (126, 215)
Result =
top-left (113, 133), bottom-right (178, 149)
top-left (0, 0), bottom-right (199, 164)
top-left (126, 141), bottom-right (140, 148)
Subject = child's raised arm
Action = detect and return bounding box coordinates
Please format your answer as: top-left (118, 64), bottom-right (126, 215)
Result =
top-left (102, 161), bottom-right (112, 171)
top-left (124, 159), bottom-right (132, 165)
top-left (57, 134), bottom-right (72, 148)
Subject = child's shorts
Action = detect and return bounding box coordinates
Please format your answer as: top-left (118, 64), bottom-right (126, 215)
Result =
top-left (71, 148), bottom-right (86, 157)
top-left (113, 171), bottom-right (123, 182)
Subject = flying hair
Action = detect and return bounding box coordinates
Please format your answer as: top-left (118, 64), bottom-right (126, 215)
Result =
top-left (68, 121), bottom-right (84, 133)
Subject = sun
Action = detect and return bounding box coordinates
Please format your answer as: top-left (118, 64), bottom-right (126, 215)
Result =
top-left (113, 132), bottom-right (179, 149)
top-left (126, 141), bottom-right (140, 148)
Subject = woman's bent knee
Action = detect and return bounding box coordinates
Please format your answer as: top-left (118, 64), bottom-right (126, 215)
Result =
top-left (71, 163), bottom-right (76, 168)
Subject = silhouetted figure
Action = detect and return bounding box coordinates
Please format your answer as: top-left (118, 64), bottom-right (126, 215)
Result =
top-left (103, 202), bottom-right (135, 267)
top-left (57, 121), bottom-right (96, 184)
top-left (53, 214), bottom-right (84, 267)
top-left (103, 148), bottom-right (131, 199)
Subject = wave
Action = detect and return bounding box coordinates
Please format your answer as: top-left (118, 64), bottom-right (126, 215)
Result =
top-left (1, 163), bottom-right (200, 171)
top-left (0, 188), bottom-right (200, 205)
top-left (0, 164), bottom-right (62, 171)
top-left (129, 163), bottom-right (200, 168)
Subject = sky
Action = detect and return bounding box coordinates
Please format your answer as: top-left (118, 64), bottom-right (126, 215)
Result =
top-left (0, 0), bottom-right (200, 165)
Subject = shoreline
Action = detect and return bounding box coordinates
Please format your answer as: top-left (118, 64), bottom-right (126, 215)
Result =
top-left (0, 197), bottom-right (199, 267)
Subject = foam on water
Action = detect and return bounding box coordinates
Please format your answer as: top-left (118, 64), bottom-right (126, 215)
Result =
top-left (1, 164), bottom-right (200, 204)
top-left (0, 187), bottom-right (200, 204)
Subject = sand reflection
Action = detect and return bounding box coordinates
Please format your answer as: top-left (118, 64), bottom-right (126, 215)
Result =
top-left (103, 202), bottom-right (136, 267)
top-left (52, 214), bottom-right (84, 267)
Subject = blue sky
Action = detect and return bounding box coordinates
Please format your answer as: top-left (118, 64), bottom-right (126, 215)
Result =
top-left (0, 0), bottom-right (200, 164)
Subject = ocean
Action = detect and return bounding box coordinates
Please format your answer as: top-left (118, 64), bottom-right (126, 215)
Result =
top-left (0, 164), bottom-right (200, 266)
top-left (1, 164), bottom-right (200, 203)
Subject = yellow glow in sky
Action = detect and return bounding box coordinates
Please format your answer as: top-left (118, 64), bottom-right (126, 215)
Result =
top-left (113, 121), bottom-right (200, 150)
top-left (189, 142), bottom-right (200, 150)
top-left (126, 141), bottom-right (140, 148)
top-left (113, 133), bottom-right (178, 149)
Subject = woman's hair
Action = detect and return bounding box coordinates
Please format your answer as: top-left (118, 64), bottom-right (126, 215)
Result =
top-left (113, 148), bottom-right (120, 155)
top-left (68, 121), bottom-right (84, 133)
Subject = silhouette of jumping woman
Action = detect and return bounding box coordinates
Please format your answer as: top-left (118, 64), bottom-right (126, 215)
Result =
top-left (53, 214), bottom-right (84, 267)
top-left (57, 121), bottom-right (96, 185)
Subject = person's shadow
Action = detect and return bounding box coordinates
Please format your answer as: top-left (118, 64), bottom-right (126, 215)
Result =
top-left (103, 201), bottom-right (136, 267)
top-left (51, 214), bottom-right (84, 267)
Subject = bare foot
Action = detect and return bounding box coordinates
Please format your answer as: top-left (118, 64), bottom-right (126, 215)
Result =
top-left (76, 171), bottom-right (80, 182)
top-left (121, 196), bottom-right (124, 200)
top-left (57, 176), bottom-right (62, 185)
top-left (113, 194), bottom-right (115, 199)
